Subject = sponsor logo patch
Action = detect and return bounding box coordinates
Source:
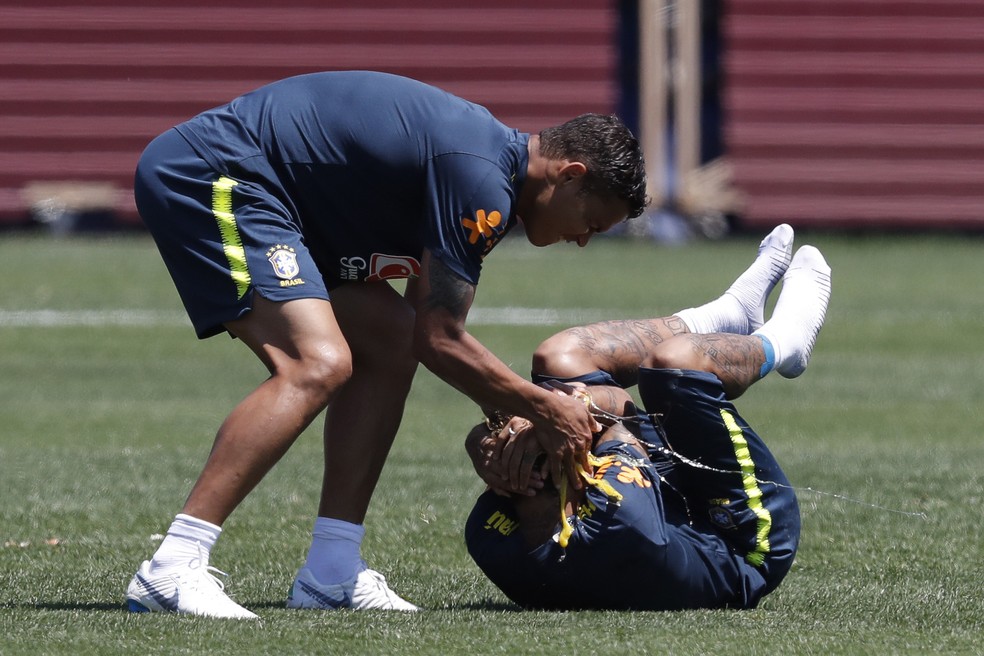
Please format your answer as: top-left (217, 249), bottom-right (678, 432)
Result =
top-left (365, 253), bottom-right (421, 282)
top-left (461, 208), bottom-right (510, 258)
top-left (484, 510), bottom-right (519, 536)
top-left (461, 209), bottom-right (503, 245)
top-left (339, 256), bottom-right (367, 281)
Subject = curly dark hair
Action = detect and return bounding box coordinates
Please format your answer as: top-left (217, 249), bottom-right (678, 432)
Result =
top-left (538, 114), bottom-right (649, 219)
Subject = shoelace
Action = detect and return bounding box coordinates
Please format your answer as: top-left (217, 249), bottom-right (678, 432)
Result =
top-left (353, 556), bottom-right (416, 607)
top-left (198, 565), bottom-right (230, 594)
top-left (186, 543), bottom-right (230, 595)
top-left (360, 569), bottom-right (401, 602)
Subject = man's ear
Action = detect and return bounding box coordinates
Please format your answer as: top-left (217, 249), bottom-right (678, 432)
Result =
top-left (557, 161), bottom-right (587, 183)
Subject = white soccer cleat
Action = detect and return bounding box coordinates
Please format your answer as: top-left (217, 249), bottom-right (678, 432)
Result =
top-left (287, 563), bottom-right (419, 611)
top-left (352, 567), bottom-right (420, 611)
top-left (126, 559), bottom-right (259, 620)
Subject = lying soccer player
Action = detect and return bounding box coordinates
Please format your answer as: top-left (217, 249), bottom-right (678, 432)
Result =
top-left (465, 225), bottom-right (832, 610)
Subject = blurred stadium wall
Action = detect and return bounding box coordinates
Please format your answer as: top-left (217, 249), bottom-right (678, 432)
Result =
top-left (719, 0), bottom-right (984, 230)
top-left (0, 0), bottom-right (620, 229)
top-left (1, 0), bottom-right (981, 232)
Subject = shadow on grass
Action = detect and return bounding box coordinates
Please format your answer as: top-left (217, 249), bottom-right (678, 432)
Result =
top-left (1, 601), bottom-right (124, 612)
top-left (0, 598), bottom-right (522, 613)
top-left (433, 599), bottom-right (521, 612)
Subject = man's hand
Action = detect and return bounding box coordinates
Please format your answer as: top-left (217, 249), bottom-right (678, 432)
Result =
top-left (532, 388), bottom-right (601, 490)
top-left (494, 417), bottom-right (547, 494)
top-left (465, 418), bottom-right (545, 496)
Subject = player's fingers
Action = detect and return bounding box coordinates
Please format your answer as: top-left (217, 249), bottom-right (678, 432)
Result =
top-left (501, 439), bottom-right (524, 484)
top-left (509, 451), bottom-right (545, 495)
top-left (491, 430), bottom-right (508, 462)
top-left (515, 450), bottom-right (540, 493)
top-left (497, 426), bottom-right (522, 479)
top-left (492, 418), bottom-right (517, 461)
top-left (490, 483), bottom-right (513, 497)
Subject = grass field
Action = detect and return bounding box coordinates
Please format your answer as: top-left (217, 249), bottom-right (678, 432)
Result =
top-left (1, 230), bottom-right (982, 655)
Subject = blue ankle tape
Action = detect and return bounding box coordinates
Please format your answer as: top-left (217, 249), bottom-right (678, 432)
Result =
top-left (756, 334), bottom-right (776, 378)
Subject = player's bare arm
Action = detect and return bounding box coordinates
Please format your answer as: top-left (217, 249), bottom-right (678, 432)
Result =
top-left (414, 251), bottom-right (596, 488)
top-left (657, 333), bottom-right (765, 399)
top-left (420, 249), bottom-right (473, 321)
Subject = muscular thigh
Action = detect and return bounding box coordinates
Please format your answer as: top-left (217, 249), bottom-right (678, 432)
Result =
top-left (328, 282), bottom-right (416, 364)
top-left (224, 296), bottom-right (349, 377)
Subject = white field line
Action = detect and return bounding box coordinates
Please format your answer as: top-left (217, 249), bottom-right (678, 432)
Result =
top-left (0, 309), bottom-right (187, 327)
top-left (0, 307), bottom-right (619, 328)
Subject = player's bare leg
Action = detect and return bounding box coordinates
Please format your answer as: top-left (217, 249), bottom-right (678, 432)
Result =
top-left (128, 296), bottom-right (351, 619)
top-left (289, 281), bottom-right (419, 611)
top-left (320, 282), bottom-right (418, 525)
top-left (532, 225), bottom-right (794, 386)
top-left (184, 297), bottom-right (351, 523)
top-left (643, 332), bottom-right (767, 399)
top-left (532, 316), bottom-right (691, 386)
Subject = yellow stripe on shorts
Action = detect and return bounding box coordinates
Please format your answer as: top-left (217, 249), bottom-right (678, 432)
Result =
top-left (720, 408), bottom-right (772, 566)
top-left (211, 176), bottom-right (251, 299)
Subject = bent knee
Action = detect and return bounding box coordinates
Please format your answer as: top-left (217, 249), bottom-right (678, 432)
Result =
top-left (641, 336), bottom-right (694, 371)
top-left (531, 330), bottom-right (592, 378)
top-left (281, 343), bottom-right (354, 401)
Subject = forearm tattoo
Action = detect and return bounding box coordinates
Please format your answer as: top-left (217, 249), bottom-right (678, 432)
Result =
top-left (425, 256), bottom-right (473, 320)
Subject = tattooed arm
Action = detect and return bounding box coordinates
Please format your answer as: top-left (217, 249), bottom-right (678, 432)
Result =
top-left (412, 250), bottom-right (596, 487)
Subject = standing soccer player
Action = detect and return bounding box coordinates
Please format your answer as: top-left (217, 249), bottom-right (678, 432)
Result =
top-left (125, 71), bottom-right (647, 618)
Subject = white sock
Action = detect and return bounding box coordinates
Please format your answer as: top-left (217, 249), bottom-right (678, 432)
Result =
top-left (302, 517), bottom-right (366, 585)
top-left (753, 245), bottom-right (831, 378)
top-left (675, 224), bottom-right (794, 335)
top-left (149, 513), bottom-right (222, 573)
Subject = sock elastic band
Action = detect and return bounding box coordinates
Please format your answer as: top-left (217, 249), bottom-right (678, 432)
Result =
top-left (756, 334), bottom-right (776, 378)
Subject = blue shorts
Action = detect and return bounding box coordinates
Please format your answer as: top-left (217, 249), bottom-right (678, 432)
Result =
top-left (134, 128), bottom-right (330, 338)
top-left (465, 368), bottom-right (801, 610)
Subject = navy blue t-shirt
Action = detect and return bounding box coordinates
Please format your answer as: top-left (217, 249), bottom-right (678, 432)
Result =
top-left (174, 71), bottom-right (528, 286)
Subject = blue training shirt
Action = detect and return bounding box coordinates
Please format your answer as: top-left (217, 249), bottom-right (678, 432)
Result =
top-left (174, 71), bottom-right (529, 286)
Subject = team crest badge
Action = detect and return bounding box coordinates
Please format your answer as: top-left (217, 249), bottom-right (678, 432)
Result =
top-left (708, 505), bottom-right (737, 530)
top-left (267, 245), bottom-right (300, 280)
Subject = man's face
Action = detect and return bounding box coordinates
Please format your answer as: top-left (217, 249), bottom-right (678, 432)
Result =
top-left (520, 178), bottom-right (629, 248)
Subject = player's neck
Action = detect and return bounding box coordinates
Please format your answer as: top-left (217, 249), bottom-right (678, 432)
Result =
top-left (516, 135), bottom-right (546, 218)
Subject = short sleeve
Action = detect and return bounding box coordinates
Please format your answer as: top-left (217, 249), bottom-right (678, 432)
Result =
top-left (422, 152), bottom-right (518, 285)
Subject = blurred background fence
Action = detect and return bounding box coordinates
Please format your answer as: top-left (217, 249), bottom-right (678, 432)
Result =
top-left (1, 0), bottom-right (981, 234)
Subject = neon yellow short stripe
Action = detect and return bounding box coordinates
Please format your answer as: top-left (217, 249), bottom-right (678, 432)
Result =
top-left (211, 176), bottom-right (251, 299)
top-left (720, 408), bottom-right (772, 566)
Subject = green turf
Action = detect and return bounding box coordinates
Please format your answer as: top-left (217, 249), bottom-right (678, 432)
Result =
top-left (1, 231), bottom-right (982, 655)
